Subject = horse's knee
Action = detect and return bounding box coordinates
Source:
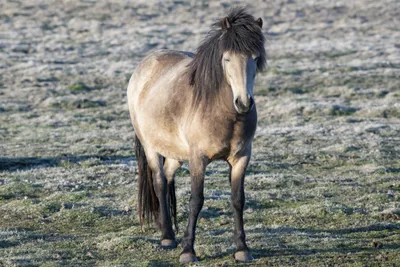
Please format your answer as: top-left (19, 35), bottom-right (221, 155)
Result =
top-left (231, 195), bottom-right (244, 211)
top-left (189, 194), bottom-right (204, 213)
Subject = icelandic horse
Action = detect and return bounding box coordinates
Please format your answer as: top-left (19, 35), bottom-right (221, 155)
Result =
top-left (127, 8), bottom-right (266, 263)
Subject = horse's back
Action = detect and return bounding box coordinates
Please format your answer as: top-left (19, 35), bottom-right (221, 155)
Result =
top-left (128, 50), bottom-right (192, 103)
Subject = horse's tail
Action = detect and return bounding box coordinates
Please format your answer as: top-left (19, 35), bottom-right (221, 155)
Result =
top-left (135, 134), bottom-right (159, 228)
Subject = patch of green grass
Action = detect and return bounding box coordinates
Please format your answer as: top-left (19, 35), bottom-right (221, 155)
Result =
top-left (68, 82), bottom-right (92, 93)
top-left (45, 191), bottom-right (88, 203)
top-left (382, 107), bottom-right (400, 118)
top-left (321, 50), bottom-right (358, 58)
top-left (50, 209), bottom-right (103, 232)
top-left (79, 157), bottom-right (103, 168)
top-left (59, 159), bottom-right (75, 169)
top-left (284, 87), bottom-right (307, 94)
top-left (42, 201), bottom-right (62, 215)
top-left (255, 87), bottom-right (278, 96)
top-left (170, 166), bottom-right (189, 177)
top-left (330, 105), bottom-right (359, 116)
top-left (50, 98), bottom-right (107, 110)
top-left (0, 182), bottom-right (44, 200)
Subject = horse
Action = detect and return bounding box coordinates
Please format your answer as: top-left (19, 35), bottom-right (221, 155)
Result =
top-left (127, 8), bottom-right (266, 263)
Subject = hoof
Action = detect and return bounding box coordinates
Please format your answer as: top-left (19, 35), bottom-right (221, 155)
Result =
top-left (234, 250), bottom-right (254, 262)
top-left (161, 239), bottom-right (177, 249)
top-left (179, 252), bottom-right (198, 263)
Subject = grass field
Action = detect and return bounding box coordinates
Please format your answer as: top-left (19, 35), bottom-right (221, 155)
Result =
top-left (1, 0), bottom-right (399, 266)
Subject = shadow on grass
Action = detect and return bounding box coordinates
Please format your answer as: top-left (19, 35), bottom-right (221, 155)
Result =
top-left (0, 240), bottom-right (20, 249)
top-left (251, 242), bottom-right (400, 258)
top-left (0, 230), bottom-right (77, 249)
top-left (201, 206), bottom-right (227, 219)
top-left (0, 155), bottom-right (135, 172)
top-left (206, 223), bottom-right (400, 260)
top-left (1, 230), bottom-right (173, 265)
top-left (249, 223), bottom-right (400, 236)
top-left (92, 206), bottom-right (132, 217)
top-left (146, 261), bottom-right (175, 267)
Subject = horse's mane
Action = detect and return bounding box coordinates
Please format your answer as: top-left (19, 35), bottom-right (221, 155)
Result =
top-left (187, 7), bottom-right (266, 105)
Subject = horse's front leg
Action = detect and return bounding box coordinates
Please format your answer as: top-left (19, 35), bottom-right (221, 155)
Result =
top-left (228, 151), bottom-right (254, 261)
top-left (179, 155), bottom-right (208, 263)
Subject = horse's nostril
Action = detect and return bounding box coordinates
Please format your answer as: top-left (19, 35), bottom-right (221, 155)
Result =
top-left (234, 96), bottom-right (254, 114)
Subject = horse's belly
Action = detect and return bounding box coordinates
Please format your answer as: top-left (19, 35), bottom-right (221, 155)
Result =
top-left (149, 137), bottom-right (190, 161)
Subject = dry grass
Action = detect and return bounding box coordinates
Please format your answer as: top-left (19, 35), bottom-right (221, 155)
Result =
top-left (1, 0), bottom-right (399, 266)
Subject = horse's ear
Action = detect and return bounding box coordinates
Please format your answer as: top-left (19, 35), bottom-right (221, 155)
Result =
top-left (256, 18), bottom-right (263, 28)
top-left (221, 17), bottom-right (231, 30)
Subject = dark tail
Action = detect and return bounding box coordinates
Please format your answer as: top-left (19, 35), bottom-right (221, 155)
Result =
top-left (135, 134), bottom-right (159, 228)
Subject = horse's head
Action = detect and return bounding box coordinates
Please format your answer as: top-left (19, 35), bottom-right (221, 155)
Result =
top-left (188, 8), bottom-right (266, 113)
top-left (222, 50), bottom-right (259, 114)
top-left (220, 15), bottom-right (265, 115)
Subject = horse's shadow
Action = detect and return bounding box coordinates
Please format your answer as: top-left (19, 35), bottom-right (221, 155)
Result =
top-left (201, 206), bottom-right (226, 219)
top-left (206, 223), bottom-right (400, 260)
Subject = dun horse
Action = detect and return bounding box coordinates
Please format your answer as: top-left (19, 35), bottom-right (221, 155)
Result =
top-left (127, 8), bottom-right (266, 263)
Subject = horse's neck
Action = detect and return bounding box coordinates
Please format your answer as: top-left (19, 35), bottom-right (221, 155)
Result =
top-left (198, 83), bottom-right (237, 123)
top-left (186, 77), bottom-right (237, 121)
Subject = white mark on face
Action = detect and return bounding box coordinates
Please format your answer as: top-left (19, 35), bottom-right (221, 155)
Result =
top-left (222, 51), bottom-right (258, 113)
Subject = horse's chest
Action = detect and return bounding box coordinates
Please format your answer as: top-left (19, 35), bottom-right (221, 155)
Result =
top-left (202, 117), bottom-right (256, 160)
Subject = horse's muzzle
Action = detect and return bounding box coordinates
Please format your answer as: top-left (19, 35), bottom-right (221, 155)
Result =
top-left (235, 96), bottom-right (254, 114)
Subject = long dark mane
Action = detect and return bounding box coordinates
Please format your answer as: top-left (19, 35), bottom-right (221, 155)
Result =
top-left (187, 7), bottom-right (266, 105)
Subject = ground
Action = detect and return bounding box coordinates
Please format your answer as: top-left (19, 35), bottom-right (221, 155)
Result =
top-left (0, 0), bottom-right (399, 266)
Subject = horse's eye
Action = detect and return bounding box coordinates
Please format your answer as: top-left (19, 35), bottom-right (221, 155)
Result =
top-left (224, 58), bottom-right (230, 62)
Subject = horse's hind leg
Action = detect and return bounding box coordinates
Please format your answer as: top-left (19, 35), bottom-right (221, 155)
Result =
top-left (180, 155), bottom-right (208, 263)
top-left (163, 158), bottom-right (181, 231)
top-left (145, 151), bottom-right (177, 249)
top-left (228, 153), bottom-right (254, 261)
